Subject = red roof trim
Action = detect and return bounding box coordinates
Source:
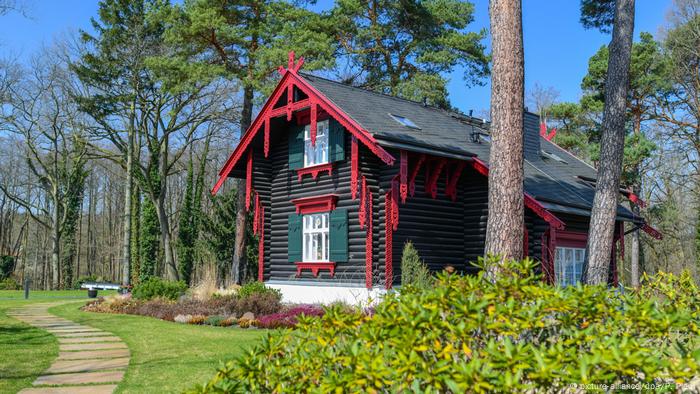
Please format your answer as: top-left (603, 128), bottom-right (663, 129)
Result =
top-left (212, 52), bottom-right (395, 195)
top-left (212, 72), bottom-right (293, 194)
top-left (641, 223), bottom-right (663, 240)
top-left (289, 73), bottom-right (395, 166)
top-left (470, 157), bottom-right (565, 231)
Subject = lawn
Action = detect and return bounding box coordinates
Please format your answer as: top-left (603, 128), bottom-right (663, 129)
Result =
top-left (49, 301), bottom-right (266, 393)
top-left (0, 290), bottom-right (114, 393)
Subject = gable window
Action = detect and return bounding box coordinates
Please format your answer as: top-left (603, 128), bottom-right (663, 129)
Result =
top-left (554, 247), bottom-right (585, 286)
top-left (304, 120), bottom-right (329, 167)
top-left (303, 213), bottom-right (329, 262)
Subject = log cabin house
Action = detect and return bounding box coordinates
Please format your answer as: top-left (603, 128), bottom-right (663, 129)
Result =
top-left (212, 53), bottom-right (661, 304)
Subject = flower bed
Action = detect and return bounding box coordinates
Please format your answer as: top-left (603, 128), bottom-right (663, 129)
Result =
top-left (82, 286), bottom-right (332, 330)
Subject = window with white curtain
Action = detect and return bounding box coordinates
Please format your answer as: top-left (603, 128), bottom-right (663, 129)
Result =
top-left (554, 247), bottom-right (585, 286)
top-left (303, 120), bottom-right (329, 167)
top-left (303, 213), bottom-right (329, 262)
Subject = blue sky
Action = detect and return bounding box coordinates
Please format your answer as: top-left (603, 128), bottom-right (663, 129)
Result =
top-left (0, 0), bottom-right (672, 115)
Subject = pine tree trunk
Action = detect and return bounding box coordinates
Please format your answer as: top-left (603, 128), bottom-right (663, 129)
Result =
top-left (484, 0), bottom-right (525, 269)
top-left (583, 0), bottom-right (635, 285)
top-left (232, 84), bottom-right (254, 285)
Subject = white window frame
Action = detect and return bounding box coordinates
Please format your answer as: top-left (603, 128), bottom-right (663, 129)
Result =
top-left (303, 212), bottom-right (330, 262)
top-left (554, 247), bottom-right (585, 287)
top-left (303, 120), bottom-right (329, 167)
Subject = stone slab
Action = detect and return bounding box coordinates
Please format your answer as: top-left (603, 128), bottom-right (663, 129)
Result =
top-left (60, 343), bottom-right (127, 351)
top-left (46, 357), bottom-right (129, 374)
top-left (58, 336), bottom-right (122, 344)
top-left (19, 385), bottom-right (117, 394)
top-left (55, 331), bottom-right (110, 338)
top-left (33, 370), bottom-right (124, 386)
top-left (46, 328), bottom-right (102, 333)
top-left (58, 349), bottom-right (130, 360)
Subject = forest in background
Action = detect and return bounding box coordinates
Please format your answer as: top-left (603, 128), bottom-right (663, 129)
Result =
top-left (0, 0), bottom-right (697, 289)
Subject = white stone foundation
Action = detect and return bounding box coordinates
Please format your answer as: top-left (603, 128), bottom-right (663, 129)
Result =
top-left (266, 282), bottom-right (387, 305)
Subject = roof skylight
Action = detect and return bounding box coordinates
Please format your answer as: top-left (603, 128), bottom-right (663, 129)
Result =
top-left (541, 150), bottom-right (568, 164)
top-left (389, 113), bottom-right (420, 129)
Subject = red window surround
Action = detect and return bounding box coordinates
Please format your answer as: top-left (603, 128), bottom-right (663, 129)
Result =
top-left (296, 162), bottom-right (333, 182)
top-left (556, 231), bottom-right (587, 248)
top-left (295, 262), bottom-right (336, 278)
top-left (291, 194), bottom-right (339, 214)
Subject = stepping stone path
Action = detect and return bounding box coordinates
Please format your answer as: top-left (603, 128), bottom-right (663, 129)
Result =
top-left (7, 302), bottom-right (129, 394)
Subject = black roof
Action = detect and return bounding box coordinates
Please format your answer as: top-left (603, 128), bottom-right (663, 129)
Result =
top-left (301, 73), bottom-right (639, 223)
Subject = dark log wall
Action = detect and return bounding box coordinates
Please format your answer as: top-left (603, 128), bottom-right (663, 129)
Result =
top-left (240, 122), bottom-right (591, 288)
top-left (250, 122), bottom-right (381, 286)
top-left (378, 154), bottom-right (554, 286)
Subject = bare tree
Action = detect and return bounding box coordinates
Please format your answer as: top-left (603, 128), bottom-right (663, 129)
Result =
top-left (0, 50), bottom-right (88, 289)
top-left (528, 83), bottom-right (560, 120)
top-left (484, 0), bottom-right (525, 267)
top-left (583, 0), bottom-right (636, 285)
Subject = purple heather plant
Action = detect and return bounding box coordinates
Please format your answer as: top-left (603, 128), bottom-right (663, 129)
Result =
top-left (255, 305), bottom-right (325, 329)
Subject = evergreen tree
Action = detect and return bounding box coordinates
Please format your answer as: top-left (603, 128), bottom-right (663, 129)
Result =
top-left (177, 157), bottom-right (196, 285)
top-left (201, 188), bottom-right (238, 285)
top-left (59, 155), bottom-right (88, 289)
top-left (140, 197), bottom-right (159, 281)
top-left (582, 0), bottom-right (636, 285)
top-left (330, 0), bottom-right (489, 108)
top-left (162, 0), bottom-right (336, 285)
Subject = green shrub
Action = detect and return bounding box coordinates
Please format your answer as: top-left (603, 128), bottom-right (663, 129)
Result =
top-left (190, 257), bottom-right (700, 393)
top-left (131, 277), bottom-right (187, 301)
top-left (0, 255), bottom-right (15, 280)
top-left (400, 241), bottom-right (432, 288)
top-left (237, 281), bottom-right (282, 302)
top-left (205, 315), bottom-right (225, 326)
top-left (0, 277), bottom-right (20, 290)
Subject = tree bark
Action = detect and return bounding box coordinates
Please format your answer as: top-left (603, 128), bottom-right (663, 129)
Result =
top-left (121, 128), bottom-right (134, 286)
top-left (630, 201), bottom-right (640, 287)
top-left (231, 84), bottom-right (254, 285)
top-left (583, 0), bottom-right (635, 285)
top-left (484, 0), bottom-right (525, 269)
top-left (51, 202), bottom-right (60, 290)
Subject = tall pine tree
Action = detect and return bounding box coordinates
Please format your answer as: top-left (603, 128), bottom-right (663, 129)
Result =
top-left (330, 0), bottom-right (489, 109)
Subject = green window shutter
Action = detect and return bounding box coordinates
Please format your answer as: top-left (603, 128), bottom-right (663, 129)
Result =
top-left (288, 125), bottom-right (304, 170)
top-left (329, 118), bottom-right (345, 162)
top-left (288, 213), bottom-right (302, 262)
top-left (329, 209), bottom-right (348, 262)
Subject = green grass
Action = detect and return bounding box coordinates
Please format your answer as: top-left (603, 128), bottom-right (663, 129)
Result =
top-left (0, 289), bottom-right (116, 299)
top-left (0, 290), bottom-right (113, 393)
top-left (50, 301), bottom-right (266, 393)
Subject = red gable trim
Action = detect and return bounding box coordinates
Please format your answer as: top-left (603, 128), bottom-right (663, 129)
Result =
top-left (470, 157), bottom-right (565, 231)
top-left (288, 73), bottom-right (395, 166)
top-left (212, 71), bottom-right (293, 194)
top-left (641, 223), bottom-right (663, 240)
top-left (212, 53), bottom-right (395, 195)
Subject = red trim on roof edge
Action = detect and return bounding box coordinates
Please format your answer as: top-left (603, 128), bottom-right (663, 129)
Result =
top-left (470, 158), bottom-right (565, 230)
top-left (641, 223), bottom-right (662, 240)
top-left (212, 52), bottom-right (395, 195)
